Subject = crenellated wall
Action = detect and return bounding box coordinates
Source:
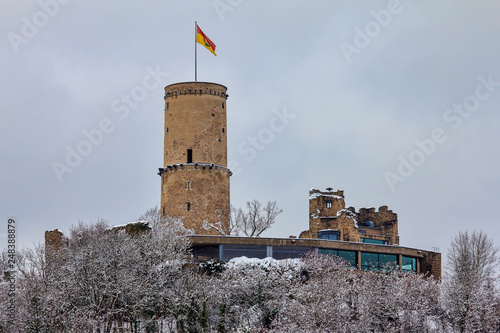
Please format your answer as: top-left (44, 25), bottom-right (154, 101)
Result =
top-left (357, 206), bottom-right (399, 245)
top-left (302, 188), bottom-right (399, 245)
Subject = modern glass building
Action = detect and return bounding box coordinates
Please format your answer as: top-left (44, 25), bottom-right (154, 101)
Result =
top-left (190, 235), bottom-right (441, 278)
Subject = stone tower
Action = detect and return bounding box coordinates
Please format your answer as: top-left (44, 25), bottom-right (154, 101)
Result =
top-left (158, 82), bottom-right (231, 234)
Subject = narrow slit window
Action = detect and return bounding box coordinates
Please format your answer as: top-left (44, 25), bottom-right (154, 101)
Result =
top-left (187, 202), bottom-right (191, 211)
top-left (222, 127), bottom-right (225, 133)
top-left (187, 149), bottom-right (193, 163)
top-left (166, 127), bottom-right (169, 134)
top-left (222, 102), bottom-right (225, 109)
top-left (186, 181), bottom-right (191, 190)
top-left (166, 102), bottom-right (169, 110)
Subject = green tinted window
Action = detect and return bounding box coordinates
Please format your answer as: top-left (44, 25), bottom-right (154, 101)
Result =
top-left (318, 249), bottom-right (356, 267)
top-left (361, 252), bottom-right (397, 271)
top-left (338, 250), bottom-right (356, 267)
top-left (361, 238), bottom-right (387, 245)
top-left (402, 256), bottom-right (417, 272)
top-left (361, 252), bottom-right (379, 271)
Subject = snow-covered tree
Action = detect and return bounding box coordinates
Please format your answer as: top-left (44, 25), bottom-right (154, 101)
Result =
top-left (442, 230), bottom-right (499, 332)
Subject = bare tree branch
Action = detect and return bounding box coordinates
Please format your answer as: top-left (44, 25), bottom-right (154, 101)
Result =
top-left (201, 200), bottom-right (282, 237)
top-left (240, 200), bottom-right (282, 237)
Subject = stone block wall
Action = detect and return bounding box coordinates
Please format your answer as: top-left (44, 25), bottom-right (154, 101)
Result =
top-left (303, 188), bottom-right (399, 245)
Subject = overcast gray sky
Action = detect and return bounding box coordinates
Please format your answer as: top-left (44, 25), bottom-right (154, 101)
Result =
top-left (1, 1), bottom-right (499, 263)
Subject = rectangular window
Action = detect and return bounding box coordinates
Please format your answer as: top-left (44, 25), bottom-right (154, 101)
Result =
top-left (361, 252), bottom-right (379, 271)
top-left (195, 245), bottom-right (220, 262)
top-left (338, 250), bottom-right (357, 267)
top-left (361, 238), bottom-right (387, 245)
top-left (272, 246), bottom-right (311, 260)
top-left (187, 149), bottom-right (193, 163)
top-left (222, 244), bottom-right (267, 261)
top-left (361, 252), bottom-right (397, 271)
top-left (402, 256), bottom-right (417, 272)
top-left (318, 248), bottom-right (357, 267)
top-left (166, 102), bottom-right (169, 110)
top-left (186, 181), bottom-right (191, 190)
top-left (318, 248), bottom-right (337, 256)
top-left (318, 230), bottom-right (339, 240)
top-left (379, 254), bottom-right (398, 270)
top-left (186, 202), bottom-right (191, 211)
top-left (326, 201), bottom-right (332, 208)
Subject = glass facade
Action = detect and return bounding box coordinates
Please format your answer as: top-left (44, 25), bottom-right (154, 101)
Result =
top-left (196, 245), bottom-right (219, 262)
top-left (272, 246), bottom-right (311, 260)
top-left (221, 244), bottom-right (267, 261)
top-left (193, 244), bottom-right (418, 274)
top-left (361, 252), bottom-right (397, 271)
top-left (402, 256), bottom-right (417, 272)
top-left (318, 248), bottom-right (357, 267)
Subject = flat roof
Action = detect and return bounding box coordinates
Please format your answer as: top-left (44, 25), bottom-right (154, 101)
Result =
top-left (190, 235), bottom-right (440, 259)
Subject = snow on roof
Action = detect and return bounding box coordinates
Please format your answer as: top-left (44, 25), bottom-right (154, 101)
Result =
top-left (309, 192), bottom-right (343, 200)
top-left (109, 221), bottom-right (151, 230)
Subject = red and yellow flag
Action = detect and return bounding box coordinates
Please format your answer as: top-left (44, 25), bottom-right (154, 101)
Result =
top-left (196, 25), bottom-right (217, 56)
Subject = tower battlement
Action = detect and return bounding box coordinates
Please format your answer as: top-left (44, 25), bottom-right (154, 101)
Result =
top-left (158, 163), bottom-right (232, 176)
top-left (164, 82), bottom-right (228, 100)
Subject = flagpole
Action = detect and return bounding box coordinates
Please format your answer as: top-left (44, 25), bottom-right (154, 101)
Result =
top-left (194, 21), bottom-right (197, 81)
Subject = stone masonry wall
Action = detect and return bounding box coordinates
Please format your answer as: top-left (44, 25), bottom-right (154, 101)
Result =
top-left (303, 188), bottom-right (399, 245)
top-left (164, 82), bottom-right (228, 166)
top-left (358, 206), bottom-right (399, 245)
top-left (160, 164), bottom-right (231, 235)
top-left (161, 82), bottom-right (231, 235)
top-left (44, 229), bottom-right (64, 251)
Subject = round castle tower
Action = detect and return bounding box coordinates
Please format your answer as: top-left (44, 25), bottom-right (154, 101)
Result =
top-left (158, 82), bottom-right (231, 234)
